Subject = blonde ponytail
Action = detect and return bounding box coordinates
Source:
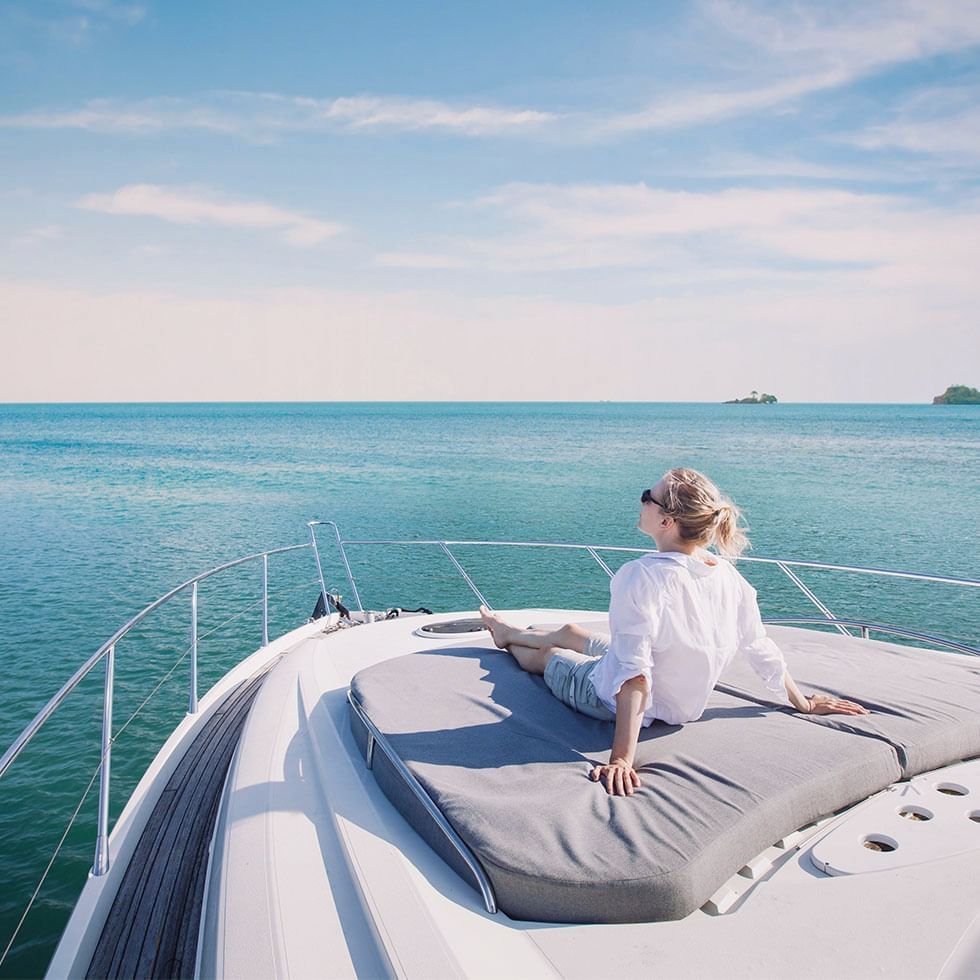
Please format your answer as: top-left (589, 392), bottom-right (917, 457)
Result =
top-left (659, 469), bottom-right (750, 558)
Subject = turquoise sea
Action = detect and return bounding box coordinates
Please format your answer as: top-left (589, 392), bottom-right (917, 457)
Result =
top-left (1, 402), bottom-right (978, 976)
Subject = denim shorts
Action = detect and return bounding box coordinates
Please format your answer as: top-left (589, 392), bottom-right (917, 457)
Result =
top-left (542, 634), bottom-right (616, 722)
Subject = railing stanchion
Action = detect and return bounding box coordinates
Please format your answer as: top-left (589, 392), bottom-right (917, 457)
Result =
top-left (92, 643), bottom-right (115, 877)
top-left (775, 561), bottom-right (850, 637)
top-left (308, 520), bottom-right (363, 613)
top-left (308, 523), bottom-right (330, 614)
top-left (189, 582), bottom-right (199, 714)
top-left (331, 523), bottom-right (363, 613)
top-left (861, 626), bottom-right (870, 640)
top-left (262, 553), bottom-right (269, 647)
top-left (587, 547), bottom-right (615, 579)
top-left (439, 543), bottom-right (491, 610)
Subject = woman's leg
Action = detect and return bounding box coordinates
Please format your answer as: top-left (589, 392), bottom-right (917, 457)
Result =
top-left (479, 606), bottom-right (591, 669)
top-left (507, 643), bottom-right (555, 675)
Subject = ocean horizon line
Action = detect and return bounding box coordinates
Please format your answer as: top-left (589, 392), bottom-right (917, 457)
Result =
top-left (0, 399), bottom-right (957, 408)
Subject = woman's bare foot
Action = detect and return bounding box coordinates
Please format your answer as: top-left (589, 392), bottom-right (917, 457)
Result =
top-left (479, 605), bottom-right (514, 650)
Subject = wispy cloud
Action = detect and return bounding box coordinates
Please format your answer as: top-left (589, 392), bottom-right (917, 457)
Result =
top-left (385, 182), bottom-right (980, 293)
top-left (0, 91), bottom-right (557, 139)
top-left (707, 0), bottom-right (980, 68)
top-left (375, 251), bottom-right (469, 270)
top-left (68, 0), bottom-right (147, 26)
top-left (602, 0), bottom-right (980, 134)
top-left (13, 224), bottom-right (64, 246)
top-left (3, 3), bottom-right (978, 143)
top-left (603, 72), bottom-right (842, 134)
top-left (668, 153), bottom-right (913, 183)
top-left (318, 96), bottom-right (555, 134)
top-left (76, 184), bottom-right (343, 246)
top-left (1, 0), bottom-right (146, 50)
top-left (851, 85), bottom-right (980, 163)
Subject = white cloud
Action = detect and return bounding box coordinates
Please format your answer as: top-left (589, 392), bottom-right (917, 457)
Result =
top-left (603, 72), bottom-right (843, 134)
top-left (76, 184), bottom-right (343, 246)
top-left (0, 91), bottom-right (557, 138)
top-left (375, 251), bottom-right (469, 270)
top-left (386, 182), bottom-right (980, 296)
top-left (320, 96), bottom-right (555, 134)
top-left (707, 0), bottom-right (980, 66)
top-left (14, 224), bottom-right (64, 245)
top-left (0, 0), bottom-right (147, 49)
top-left (0, 97), bottom-right (256, 135)
top-left (852, 86), bottom-right (980, 163)
top-left (68, 1), bottom-right (147, 26)
top-left (668, 153), bottom-right (912, 183)
top-left (3, 3), bottom-right (978, 143)
top-left (602, 0), bottom-right (980, 133)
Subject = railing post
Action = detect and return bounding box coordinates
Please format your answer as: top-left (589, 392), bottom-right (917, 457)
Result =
top-left (860, 625), bottom-right (870, 640)
top-left (188, 582), bottom-right (199, 714)
top-left (308, 522), bottom-right (330, 615)
top-left (92, 643), bottom-right (115, 877)
top-left (587, 547), bottom-right (615, 579)
top-left (439, 543), bottom-right (492, 610)
top-left (330, 522), bottom-right (363, 613)
top-left (262, 553), bottom-right (269, 647)
top-left (308, 520), bottom-right (364, 613)
top-left (775, 561), bottom-right (850, 637)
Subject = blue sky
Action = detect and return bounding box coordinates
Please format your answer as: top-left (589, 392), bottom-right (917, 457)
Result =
top-left (2, 0), bottom-right (979, 401)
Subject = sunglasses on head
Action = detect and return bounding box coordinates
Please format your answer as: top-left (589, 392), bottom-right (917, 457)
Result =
top-left (641, 488), bottom-right (669, 509)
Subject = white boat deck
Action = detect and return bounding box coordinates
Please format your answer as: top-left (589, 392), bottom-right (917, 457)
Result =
top-left (198, 611), bottom-right (980, 979)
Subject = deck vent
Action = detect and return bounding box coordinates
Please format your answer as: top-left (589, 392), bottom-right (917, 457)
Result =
top-left (898, 806), bottom-right (933, 821)
top-left (415, 618), bottom-right (489, 638)
top-left (810, 759), bottom-right (980, 876)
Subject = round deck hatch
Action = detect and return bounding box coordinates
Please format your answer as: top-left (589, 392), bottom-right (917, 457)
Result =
top-left (415, 618), bottom-right (489, 637)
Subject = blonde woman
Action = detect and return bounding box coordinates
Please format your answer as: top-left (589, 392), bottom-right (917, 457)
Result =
top-left (479, 467), bottom-right (869, 798)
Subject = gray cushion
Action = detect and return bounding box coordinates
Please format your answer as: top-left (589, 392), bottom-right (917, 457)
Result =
top-left (350, 644), bottom-right (901, 923)
top-left (718, 626), bottom-right (980, 777)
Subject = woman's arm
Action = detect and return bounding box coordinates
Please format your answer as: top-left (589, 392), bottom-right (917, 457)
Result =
top-left (783, 668), bottom-right (870, 715)
top-left (735, 573), bottom-right (869, 716)
top-left (590, 675), bottom-right (648, 796)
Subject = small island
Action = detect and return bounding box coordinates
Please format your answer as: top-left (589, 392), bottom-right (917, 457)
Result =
top-left (724, 390), bottom-right (778, 404)
top-left (933, 385), bottom-right (980, 405)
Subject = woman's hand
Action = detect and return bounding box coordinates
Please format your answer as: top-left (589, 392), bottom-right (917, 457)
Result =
top-left (784, 670), bottom-right (869, 716)
top-left (806, 693), bottom-right (870, 715)
top-left (590, 759), bottom-right (642, 796)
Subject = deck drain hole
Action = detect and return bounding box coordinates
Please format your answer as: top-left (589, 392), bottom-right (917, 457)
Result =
top-left (898, 806), bottom-right (933, 821)
top-left (969, 811), bottom-right (980, 823)
top-left (862, 835), bottom-right (897, 852)
top-left (936, 782), bottom-right (969, 796)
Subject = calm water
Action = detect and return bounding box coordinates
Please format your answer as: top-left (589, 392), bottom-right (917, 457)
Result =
top-left (1, 402), bottom-right (978, 976)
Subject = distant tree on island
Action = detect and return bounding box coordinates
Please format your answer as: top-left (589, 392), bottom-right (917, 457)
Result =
top-left (724, 390), bottom-right (778, 404)
top-left (933, 385), bottom-right (980, 404)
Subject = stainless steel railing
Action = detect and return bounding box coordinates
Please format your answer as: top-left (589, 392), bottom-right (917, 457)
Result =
top-left (2, 524), bottom-right (977, 951)
top-left (308, 524), bottom-right (980, 656)
top-left (0, 541), bottom-right (312, 879)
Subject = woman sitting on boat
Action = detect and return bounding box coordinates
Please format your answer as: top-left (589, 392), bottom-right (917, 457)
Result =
top-left (479, 467), bottom-right (869, 798)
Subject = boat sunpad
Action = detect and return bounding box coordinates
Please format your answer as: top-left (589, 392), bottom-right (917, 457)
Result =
top-left (548, 622), bottom-right (980, 780)
top-left (716, 626), bottom-right (980, 778)
top-left (349, 638), bottom-right (906, 924)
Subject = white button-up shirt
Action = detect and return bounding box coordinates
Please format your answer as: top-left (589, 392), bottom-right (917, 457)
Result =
top-left (589, 551), bottom-right (787, 726)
